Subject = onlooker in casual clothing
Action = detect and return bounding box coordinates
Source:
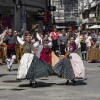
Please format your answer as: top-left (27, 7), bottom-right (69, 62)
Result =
top-left (80, 33), bottom-right (87, 60)
top-left (50, 27), bottom-right (60, 53)
top-left (58, 29), bottom-right (68, 55)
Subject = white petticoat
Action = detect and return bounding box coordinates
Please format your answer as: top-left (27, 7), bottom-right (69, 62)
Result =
top-left (17, 53), bottom-right (34, 79)
top-left (70, 53), bottom-right (85, 79)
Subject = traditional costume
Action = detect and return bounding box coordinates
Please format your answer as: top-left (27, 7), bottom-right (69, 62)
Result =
top-left (17, 36), bottom-right (54, 87)
top-left (54, 57), bottom-right (75, 82)
top-left (88, 33), bottom-right (100, 61)
top-left (4, 31), bottom-right (17, 71)
top-left (68, 42), bottom-right (77, 53)
top-left (70, 53), bottom-right (85, 79)
top-left (17, 36), bottom-right (36, 79)
top-left (54, 41), bottom-right (76, 84)
top-left (54, 39), bottom-right (85, 85)
top-left (40, 38), bottom-right (52, 64)
top-left (54, 53), bottom-right (85, 85)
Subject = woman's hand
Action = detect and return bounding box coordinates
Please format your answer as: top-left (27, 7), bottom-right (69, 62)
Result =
top-left (31, 39), bottom-right (35, 43)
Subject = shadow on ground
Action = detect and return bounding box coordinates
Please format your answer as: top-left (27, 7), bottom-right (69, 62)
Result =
top-left (89, 61), bottom-right (100, 63)
top-left (3, 80), bottom-right (22, 83)
top-left (12, 69), bottom-right (18, 71)
top-left (0, 74), bottom-right (17, 77)
top-left (19, 81), bottom-right (56, 88)
top-left (56, 80), bottom-right (87, 86)
top-left (0, 74), bottom-right (8, 77)
top-left (10, 88), bottom-right (25, 91)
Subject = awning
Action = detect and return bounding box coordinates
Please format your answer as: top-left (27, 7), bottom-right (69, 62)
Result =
top-left (89, 25), bottom-right (100, 29)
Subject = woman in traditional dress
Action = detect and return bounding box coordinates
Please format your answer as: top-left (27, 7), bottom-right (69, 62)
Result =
top-left (54, 36), bottom-right (77, 85)
top-left (54, 35), bottom-right (85, 85)
top-left (68, 36), bottom-right (77, 53)
top-left (26, 33), bottom-right (54, 87)
top-left (68, 37), bottom-right (85, 80)
top-left (40, 34), bottom-right (52, 64)
top-left (87, 31), bottom-right (99, 62)
top-left (17, 34), bottom-right (38, 79)
top-left (91, 32), bottom-right (100, 61)
top-left (17, 34), bottom-right (54, 88)
top-left (63, 36), bottom-right (77, 59)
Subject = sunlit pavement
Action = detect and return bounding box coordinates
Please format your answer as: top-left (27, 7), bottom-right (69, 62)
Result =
top-left (0, 61), bottom-right (100, 100)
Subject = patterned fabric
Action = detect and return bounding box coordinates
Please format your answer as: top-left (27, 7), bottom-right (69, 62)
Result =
top-left (0, 45), bottom-right (4, 59)
top-left (69, 42), bottom-right (77, 53)
top-left (16, 44), bottom-right (24, 63)
top-left (0, 45), bottom-right (7, 59)
top-left (27, 55), bottom-right (54, 80)
top-left (53, 58), bottom-right (75, 80)
top-left (88, 48), bottom-right (100, 60)
top-left (23, 42), bottom-right (33, 53)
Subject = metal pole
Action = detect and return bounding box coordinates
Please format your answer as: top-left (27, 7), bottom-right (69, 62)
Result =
top-left (96, 5), bottom-right (98, 33)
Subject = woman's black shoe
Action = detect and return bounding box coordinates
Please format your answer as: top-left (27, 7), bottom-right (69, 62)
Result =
top-left (30, 81), bottom-right (37, 88)
top-left (71, 79), bottom-right (77, 86)
top-left (72, 80), bottom-right (77, 86)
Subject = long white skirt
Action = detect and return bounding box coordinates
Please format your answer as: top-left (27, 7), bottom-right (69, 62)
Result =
top-left (17, 53), bottom-right (34, 79)
top-left (70, 53), bottom-right (85, 79)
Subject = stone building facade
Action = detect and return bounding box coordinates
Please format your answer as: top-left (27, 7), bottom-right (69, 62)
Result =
top-left (0, 0), bottom-right (49, 32)
top-left (78, 0), bottom-right (100, 29)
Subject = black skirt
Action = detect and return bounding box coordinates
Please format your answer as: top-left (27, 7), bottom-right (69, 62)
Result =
top-left (26, 55), bottom-right (54, 80)
top-left (53, 58), bottom-right (75, 80)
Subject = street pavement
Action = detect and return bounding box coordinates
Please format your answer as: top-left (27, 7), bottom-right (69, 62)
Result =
top-left (0, 61), bottom-right (100, 100)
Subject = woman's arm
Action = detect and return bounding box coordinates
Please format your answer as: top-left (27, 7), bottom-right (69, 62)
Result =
top-left (36, 33), bottom-right (41, 40)
top-left (33, 41), bottom-right (39, 48)
top-left (0, 30), bottom-right (7, 38)
top-left (48, 42), bottom-right (52, 48)
top-left (17, 36), bottom-right (25, 45)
